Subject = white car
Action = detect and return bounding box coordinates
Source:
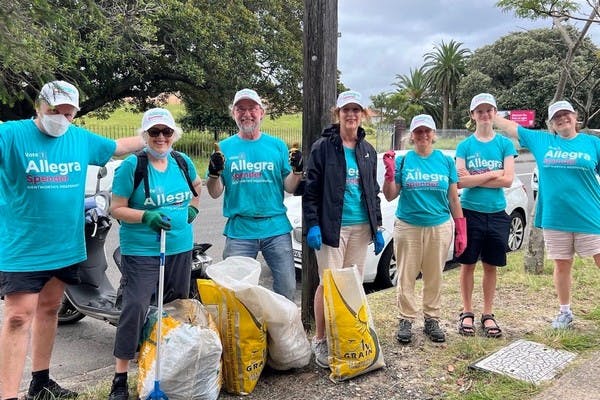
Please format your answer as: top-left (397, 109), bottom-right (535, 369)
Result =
top-left (285, 150), bottom-right (529, 290)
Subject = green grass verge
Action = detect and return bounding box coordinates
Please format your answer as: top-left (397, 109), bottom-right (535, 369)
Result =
top-left (368, 250), bottom-right (600, 399)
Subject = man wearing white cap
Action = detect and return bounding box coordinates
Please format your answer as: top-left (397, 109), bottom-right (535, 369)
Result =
top-left (455, 93), bottom-right (517, 339)
top-left (0, 80), bottom-right (144, 400)
top-left (495, 99), bottom-right (600, 330)
top-left (206, 88), bottom-right (302, 301)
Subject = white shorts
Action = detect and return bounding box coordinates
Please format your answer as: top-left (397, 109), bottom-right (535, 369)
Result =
top-left (543, 229), bottom-right (600, 260)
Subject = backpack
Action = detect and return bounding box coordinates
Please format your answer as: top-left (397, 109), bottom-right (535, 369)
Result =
top-left (133, 150), bottom-right (198, 199)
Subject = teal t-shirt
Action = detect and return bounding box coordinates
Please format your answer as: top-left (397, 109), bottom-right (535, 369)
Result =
top-left (456, 133), bottom-right (517, 213)
top-left (113, 150), bottom-right (198, 256)
top-left (518, 126), bottom-right (600, 233)
top-left (216, 133), bottom-right (292, 239)
top-left (0, 119), bottom-right (116, 272)
top-left (394, 149), bottom-right (458, 227)
top-left (341, 146), bottom-right (369, 226)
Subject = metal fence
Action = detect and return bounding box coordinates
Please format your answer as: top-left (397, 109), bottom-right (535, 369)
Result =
top-left (84, 123), bottom-right (478, 158)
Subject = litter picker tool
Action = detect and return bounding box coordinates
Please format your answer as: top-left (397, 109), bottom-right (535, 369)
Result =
top-left (147, 226), bottom-right (169, 400)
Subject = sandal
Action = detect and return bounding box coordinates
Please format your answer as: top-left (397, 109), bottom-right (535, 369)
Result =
top-left (480, 314), bottom-right (503, 338)
top-left (458, 312), bottom-right (476, 336)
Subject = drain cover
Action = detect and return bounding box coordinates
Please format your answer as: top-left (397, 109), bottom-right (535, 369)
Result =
top-left (470, 339), bottom-right (576, 384)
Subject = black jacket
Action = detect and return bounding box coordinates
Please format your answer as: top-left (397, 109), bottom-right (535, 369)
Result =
top-left (303, 124), bottom-right (382, 247)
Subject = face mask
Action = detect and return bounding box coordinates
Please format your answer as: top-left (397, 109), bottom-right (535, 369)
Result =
top-left (146, 146), bottom-right (172, 159)
top-left (40, 114), bottom-right (71, 137)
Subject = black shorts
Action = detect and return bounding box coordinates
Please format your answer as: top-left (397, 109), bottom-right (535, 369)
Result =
top-left (0, 264), bottom-right (81, 297)
top-left (456, 208), bottom-right (510, 267)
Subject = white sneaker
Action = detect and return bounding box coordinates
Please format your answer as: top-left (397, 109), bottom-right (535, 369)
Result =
top-left (311, 337), bottom-right (329, 368)
top-left (552, 311), bottom-right (573, 329)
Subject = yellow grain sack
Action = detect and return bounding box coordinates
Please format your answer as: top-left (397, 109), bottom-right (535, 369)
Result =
top-left (323, 266), bottom-right (385, 382)
top-left (198, 279), bottom-right (268, 395)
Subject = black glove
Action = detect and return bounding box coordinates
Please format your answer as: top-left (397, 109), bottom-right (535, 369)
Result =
top-left (208, 143), bottom-right (225, 178)
top-left (288, 143), bottom-right (303, 174)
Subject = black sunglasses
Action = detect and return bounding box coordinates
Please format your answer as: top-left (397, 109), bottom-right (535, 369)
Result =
top-left (147, 127), bottom-right (175, 138)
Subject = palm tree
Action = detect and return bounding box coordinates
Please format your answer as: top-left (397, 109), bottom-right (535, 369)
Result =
top-left (393, 66), bottom-right (440, 122)
top-left (423, 40), bottom-right (471, 129)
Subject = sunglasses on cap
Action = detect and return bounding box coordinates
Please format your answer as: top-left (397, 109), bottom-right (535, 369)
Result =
top-left (147, 127), bottom-right (175, 138)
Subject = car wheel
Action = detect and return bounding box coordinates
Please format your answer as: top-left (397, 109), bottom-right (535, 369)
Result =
top-left (508, 210), bottom-right (525, 251)
top-left (374, 242), bottom-right (396, 289)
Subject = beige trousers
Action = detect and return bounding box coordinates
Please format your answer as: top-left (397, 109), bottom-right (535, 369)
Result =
top-left (315, 223), bottom-right (371, 281)
top-left (394, 218), bottom-right (452, 320)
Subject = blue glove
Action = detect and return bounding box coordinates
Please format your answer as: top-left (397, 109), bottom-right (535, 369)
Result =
top-left (307, 226), bottom-right (322, 250)
top-left (374, 230), bottom-right (385, 255)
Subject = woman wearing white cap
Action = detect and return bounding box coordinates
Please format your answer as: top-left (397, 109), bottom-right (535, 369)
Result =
top-left (455, 93), bottom-right (517, 339)
top-left (494, 100), bottom-right (600, 330)
top-left (108, 108), bottom-right (202, 399)
top-left (382, 114), bottom-right (465, 344)
top-left (303, 90), bottom-right (384, 368)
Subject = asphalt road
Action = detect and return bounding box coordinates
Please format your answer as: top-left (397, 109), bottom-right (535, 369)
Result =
top-left (2, 154), bottom-right (536, 394)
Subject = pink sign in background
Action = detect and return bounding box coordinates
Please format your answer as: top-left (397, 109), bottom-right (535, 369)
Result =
top-left (509, 110), bottom-right (536, 127)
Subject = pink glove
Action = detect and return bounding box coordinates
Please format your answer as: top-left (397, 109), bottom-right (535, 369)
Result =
top-left (454, 217), bottom-right (467, 257)
top-left (383, 150), bottom-right (396, 183)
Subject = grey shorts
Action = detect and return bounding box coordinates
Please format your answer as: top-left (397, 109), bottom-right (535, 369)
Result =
top-left (0, 264), bottom-right (80, 297)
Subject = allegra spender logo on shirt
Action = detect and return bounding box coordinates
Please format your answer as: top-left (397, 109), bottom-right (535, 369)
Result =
top-left (230, 159), bottom-right (275, 181)
top-left (25, 158), bottom-right (82, 184)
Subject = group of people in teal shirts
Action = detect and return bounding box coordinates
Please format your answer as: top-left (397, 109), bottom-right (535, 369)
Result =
top-left (381, 92), bottom-right (600, 347)
top-left (1, 81), bottom-right (599, 400)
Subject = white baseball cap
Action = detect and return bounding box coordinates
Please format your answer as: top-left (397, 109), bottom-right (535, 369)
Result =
top-left (469, 93), bottom-right (497, 111)
top-left (548, 100), bottom-right (575, 120)
top-left (233, 88), bottom-right (263, 108)
top-left (39, 80), bottom-right (80, 110)
top-left (409, 114), bottom-right (436, 132)
top-left (141, 108), bottom-right (177, 131)
top-left (336, 90), bottom-right (364, 109)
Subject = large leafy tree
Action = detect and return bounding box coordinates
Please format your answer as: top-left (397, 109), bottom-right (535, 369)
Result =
top-left (497, 0), bottom-right (599, 117)
top-left (456, 28), bottom-right (600, 128)
top-left (423, 40), bottom-right (471, 129)
top-left (0, 0), bottom-right (303, 125)
top-left (393, 66), bottom-right (441, 123)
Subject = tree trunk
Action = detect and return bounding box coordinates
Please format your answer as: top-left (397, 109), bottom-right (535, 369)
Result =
top-left (524, 195), bottom-right (544, 274)
top-left (442, 93), bottom-right (449, 130)
top-left (524, 8), bottom-right (595, 273)
top-left (301, 0), bottom-right (338, 329)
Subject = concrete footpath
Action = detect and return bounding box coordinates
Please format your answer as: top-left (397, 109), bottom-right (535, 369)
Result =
top-left (532, 350), bottom-right (600, 400)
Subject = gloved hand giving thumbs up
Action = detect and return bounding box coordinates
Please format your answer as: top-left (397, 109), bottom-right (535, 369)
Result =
top-left (289, 142), bottom-right (303, 175)
top-left (208, 142), bottom-right (225, 178)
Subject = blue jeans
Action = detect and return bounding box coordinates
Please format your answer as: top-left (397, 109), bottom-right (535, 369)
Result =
top-left (223, 233), bottom-right (296, 301)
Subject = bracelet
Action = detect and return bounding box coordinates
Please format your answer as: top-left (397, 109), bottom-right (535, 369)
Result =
top-left (293, 171), bottom-right (303, 175)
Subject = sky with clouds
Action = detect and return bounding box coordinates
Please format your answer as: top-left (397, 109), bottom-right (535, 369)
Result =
top-left (337, 0), bottom-right (600, 105)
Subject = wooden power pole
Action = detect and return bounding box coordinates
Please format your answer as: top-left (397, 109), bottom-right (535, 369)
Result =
top-left (301, 0), bottom-right (338, 328)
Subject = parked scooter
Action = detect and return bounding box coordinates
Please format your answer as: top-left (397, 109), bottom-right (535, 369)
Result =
top-left (57, 164), bottom-right (212, 325)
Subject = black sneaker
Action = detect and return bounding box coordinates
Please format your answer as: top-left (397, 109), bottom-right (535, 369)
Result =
top-left (423, 318), bottom-right (446, 342)
top-left (108, 385), bottom-right (129, 400)
top-left (396, 319), bottom-right (413, 343)
top-left (25, 379), bottom-right (78, 400)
